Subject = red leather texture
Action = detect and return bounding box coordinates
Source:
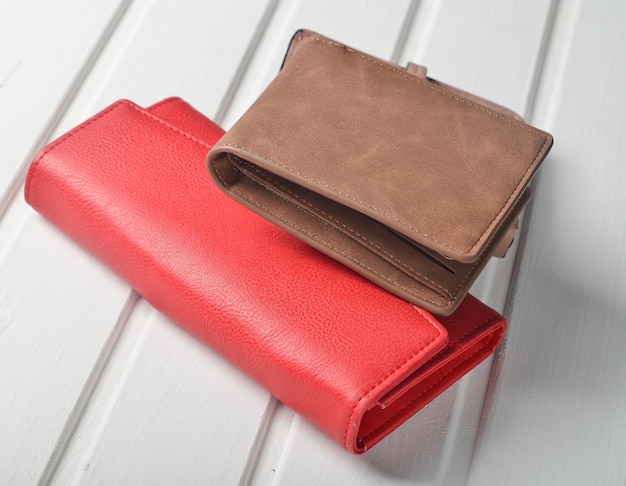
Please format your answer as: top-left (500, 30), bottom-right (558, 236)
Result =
top-left (24, 99), bottom-right (506, 453)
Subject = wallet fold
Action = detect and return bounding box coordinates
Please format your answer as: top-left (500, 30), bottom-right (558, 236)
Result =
top-left (207, 29), bottom-right (553, 315)
top-left (25, 98), bottom-right (505, 453)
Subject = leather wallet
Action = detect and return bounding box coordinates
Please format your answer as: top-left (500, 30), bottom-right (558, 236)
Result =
top-left (207, 29), bottom-right (553, 316)
top-left (25, 98), bottom-right (506, 453)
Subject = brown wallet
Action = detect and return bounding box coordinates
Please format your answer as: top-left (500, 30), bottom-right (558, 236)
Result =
top-left (207, 30), bottom-right (553, 315)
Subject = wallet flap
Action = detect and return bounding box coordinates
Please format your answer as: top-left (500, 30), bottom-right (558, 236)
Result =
top-left (209, 31), bottom-right (552, 263)
top-left (356, 294), bottom-right (505, 448)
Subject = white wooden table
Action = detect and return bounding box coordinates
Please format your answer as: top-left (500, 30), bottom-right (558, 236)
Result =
top-left (1, 1), bottom-right (625, 484)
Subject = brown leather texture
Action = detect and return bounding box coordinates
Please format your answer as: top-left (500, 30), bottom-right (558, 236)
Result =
top-left (207, 29), bottom-right (553, 315)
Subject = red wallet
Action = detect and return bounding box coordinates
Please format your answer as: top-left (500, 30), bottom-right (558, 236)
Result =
top-left (25, 98), bottom-right (506, 453)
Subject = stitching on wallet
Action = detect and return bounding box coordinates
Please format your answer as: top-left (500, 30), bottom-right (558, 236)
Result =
top-left (359, 314), bottom-right (502, 442)
top-left (220, 37), bottom-right (551, 257)
top-left (241, 163), bottom-right (454, 299)
top-left (127, 103), bottom-right (212, 149)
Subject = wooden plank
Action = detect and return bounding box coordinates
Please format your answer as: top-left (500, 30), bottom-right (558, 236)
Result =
top-left (51, 0), bottom-right (276, 131)
top-left (0, 5), bottom-right (129, 483)
top-left (0, 217), bottom-right (131, 484)
top-left (268, 0), bottom-right (555, 484)
top-left (0, 0), bottom-right (129, 214)
top-left (467, 0), bottom-right (626, 483)
top-left (401, 0), bottom-right (556, 117)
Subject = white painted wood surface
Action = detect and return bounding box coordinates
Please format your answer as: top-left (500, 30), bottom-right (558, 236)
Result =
top-left (1, 1), bottom-right (624, 484)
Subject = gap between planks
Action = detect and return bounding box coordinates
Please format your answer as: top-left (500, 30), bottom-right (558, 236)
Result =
top-left (38, 291), bottom-right (141, 486)
top-left (0, 0), bottom-right (134, 222)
